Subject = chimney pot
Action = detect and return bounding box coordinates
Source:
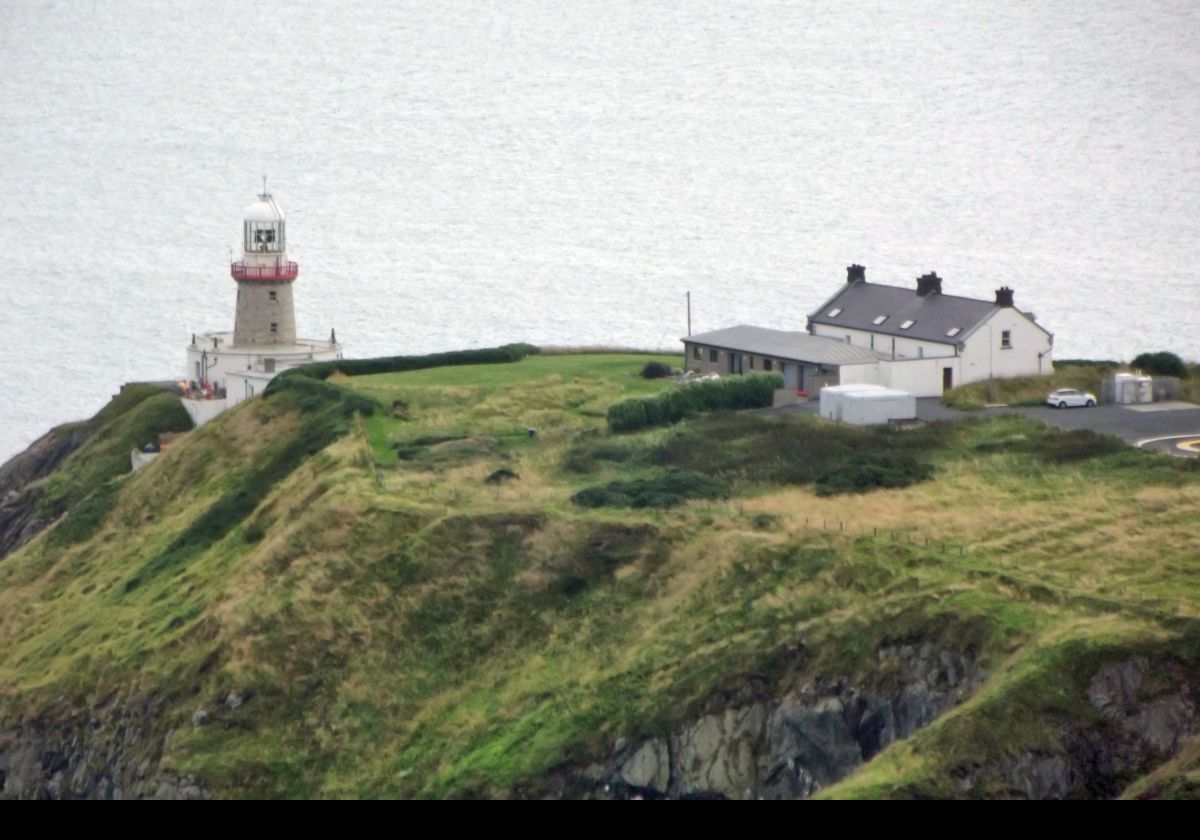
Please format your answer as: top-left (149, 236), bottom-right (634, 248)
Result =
top-left (995, 286), bottom-right (1014, 307)
top-left (916, 272), bottom-right (942, 297)
top-left (847, 264), bottom-right (866, 284)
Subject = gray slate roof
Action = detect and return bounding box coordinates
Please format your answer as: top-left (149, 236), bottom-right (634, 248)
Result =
top-left (683, 325), bottom-right (884, 366)
top-left (808, 281), bottom-right (1004, 345)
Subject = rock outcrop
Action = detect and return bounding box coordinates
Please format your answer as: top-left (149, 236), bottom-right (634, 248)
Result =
top-left (558, 642), bottom-right (984, 799)
top-left (0, 695), bottom-right (207, 800)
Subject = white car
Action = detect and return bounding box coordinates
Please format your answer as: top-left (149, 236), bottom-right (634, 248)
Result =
top-left (1046, 388), bottom-right (1096, 409)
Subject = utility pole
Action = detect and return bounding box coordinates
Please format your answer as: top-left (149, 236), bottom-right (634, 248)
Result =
top-left (686, 291), bottom-right (692, 337)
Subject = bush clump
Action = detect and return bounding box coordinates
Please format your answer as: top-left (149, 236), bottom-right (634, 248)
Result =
top-left (570, 471), bottom-right (727, 508)
top-left (1131, 351), bottom-right (1188, 378)
top-left (640, 361), bottom-right (673, 379)
top-left (814, 454), bottom-right (935, 496)
top-left (607, 373), bottom-right (783, 432)
top-left (1025, 428), bottom-right (1128, 464)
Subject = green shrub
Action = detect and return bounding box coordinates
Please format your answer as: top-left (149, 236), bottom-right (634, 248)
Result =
top-left (607, 373), bottom-right (782, 432)
top-left (640, 361), bottom-right (673, 379)
top-left (570, 471), bottom-right (727, 508)
top-left (814, 454), bottom-right (935, 496)
top-left (1026, 429), bottom-right (1128, 464)
top-left (561, 440), bottom-right (635, 474)
top-left (1131, 351), bottom-right (1187, 378)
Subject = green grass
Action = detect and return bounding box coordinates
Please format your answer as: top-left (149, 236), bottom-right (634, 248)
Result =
top-left (3, 352), bottom-right (1200, 798)
top-left (36, 386), bottom-right (194, 519)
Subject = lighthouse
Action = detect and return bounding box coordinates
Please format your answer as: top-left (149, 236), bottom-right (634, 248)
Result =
top-left (232, 192), bottom-right (298, 346)
top-left (181, 189), bottom-right (344, 426)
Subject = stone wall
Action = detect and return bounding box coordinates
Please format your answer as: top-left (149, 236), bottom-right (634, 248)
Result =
top-left (233, 280), bottom-right (296, 346)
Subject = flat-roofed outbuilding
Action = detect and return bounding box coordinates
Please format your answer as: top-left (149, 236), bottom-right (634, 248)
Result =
top-left (683, 325), bottom-right (884, 392)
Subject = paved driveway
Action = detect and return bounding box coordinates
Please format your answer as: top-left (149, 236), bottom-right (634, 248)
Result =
top-left (762, 398), bottom-right (1200, 455)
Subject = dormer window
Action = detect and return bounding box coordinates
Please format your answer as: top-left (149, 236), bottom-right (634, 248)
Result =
top-left (946, 327), bottom-right (961, 337)
top-left (900, 320), bottom-right (915, 330)
top-left (827, 308), bottom-right (843, 317)
top-left (872, 315), bottom-right (888, 325)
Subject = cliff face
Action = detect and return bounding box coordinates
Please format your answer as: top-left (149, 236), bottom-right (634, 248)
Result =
top-left (551, 642), bottom-right (983, 799)
top-left (0, 428), bottom-right (89, 557)
top-left (543, 650), bottom-right (1200, 800)
top-left (0, 695), bottom-right (207, 800)
top-left (0, 383), bottom-right (192, 560)
top-left (2, 353), bottom-right (1200, 799)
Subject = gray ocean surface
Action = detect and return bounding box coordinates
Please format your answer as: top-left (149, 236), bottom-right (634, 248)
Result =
top-left (2, 1), bottom-right (1199, 462)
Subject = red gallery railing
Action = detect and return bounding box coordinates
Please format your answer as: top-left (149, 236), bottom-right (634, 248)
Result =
top-left (230, 261), bottom-right (299, 281)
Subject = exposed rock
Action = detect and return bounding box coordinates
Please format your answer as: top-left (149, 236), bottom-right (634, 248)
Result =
top-left (0, 695), bottom-right (209, 800)
top-left (1004, 752), bottom-right (1077, 800)
top-left (1126, 696), bottom-right (1192, 755)
top-left (1087, 657), bottom-right (1147, 717)
top-left (546, 643), bottom-right (985, 800)
top-left (620, 738), bottom-right (670, 793)
top-left (672, 704), bottom-right (766, 799)
top-left (191, 709), bottom-right (209, 728)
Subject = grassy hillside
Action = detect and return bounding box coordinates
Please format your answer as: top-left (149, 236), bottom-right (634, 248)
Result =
top-left (2, 353), bottom-right (1199, 798)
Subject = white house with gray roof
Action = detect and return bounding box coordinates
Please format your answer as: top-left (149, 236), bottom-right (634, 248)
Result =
top-left (808, 265), bottom-right (1053, 396)
top-left (683, 264), bottom-right (1053, 398)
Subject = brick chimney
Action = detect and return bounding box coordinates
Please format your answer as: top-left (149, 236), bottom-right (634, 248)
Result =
top-left (916, 272), bottom-right (942, 297)
top-left (995, 286), bottom-right (1014, 307)
top-left (847, 264), bottom-right (866, 284)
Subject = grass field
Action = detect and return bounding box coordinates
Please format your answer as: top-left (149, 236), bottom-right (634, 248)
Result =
top-left (2, 352), bottom-right (1200, 798)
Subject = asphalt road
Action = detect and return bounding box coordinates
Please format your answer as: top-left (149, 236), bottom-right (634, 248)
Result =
top-left (763, 398), bottom-right (1200, 455)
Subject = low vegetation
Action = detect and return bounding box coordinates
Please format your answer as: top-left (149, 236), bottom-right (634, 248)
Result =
top-left (2, 352), bottom-right (1200, 799)
top-left (607, 372), bottom-right (782, 431)
top-left (571, 470), bottom-right (727, 508)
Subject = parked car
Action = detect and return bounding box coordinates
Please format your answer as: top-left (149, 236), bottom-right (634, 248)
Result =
top-left (1046, 388), bottom-right (1097, 409)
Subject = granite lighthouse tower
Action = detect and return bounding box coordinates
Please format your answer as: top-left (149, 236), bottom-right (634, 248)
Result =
top-left (232, 192), bottom-right (298, 346)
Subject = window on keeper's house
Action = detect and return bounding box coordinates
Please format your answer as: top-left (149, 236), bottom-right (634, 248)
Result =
top-left (709, 349), bottom-right (718, 363)
top-left (1001, 330), bottom-right (1012, 349)
top-left (692, 346), bottom-right (701, 360)
top-left (763, 359), bottom-right (773, 372)
top-left (748, 356), bottom-right (755, 370)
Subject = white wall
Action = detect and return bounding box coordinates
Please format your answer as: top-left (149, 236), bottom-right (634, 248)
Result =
top-left (838, 358), bottom-right (961, 397)
top-left (838, 363), bottom-right (881, 387)
top-left (186, 334), bottom-right (343, 391)
top-left (959, 310), bottom-right (1053, 385)
top-left (181, 396), bottom-right (227, 427)
top-left (226, 371), bottom-right (275, 407)
top-left (810, 324), bottom-right (955, 360)
top-left (883, 357), bottom-right (961, 397)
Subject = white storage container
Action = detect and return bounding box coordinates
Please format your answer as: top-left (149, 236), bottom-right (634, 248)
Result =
top-left (839, 388), bottom-right (917, 426)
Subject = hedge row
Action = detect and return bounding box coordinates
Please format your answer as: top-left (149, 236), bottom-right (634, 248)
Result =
top-left (265, 342), bottom-right (539, 393)
top-left (607, 372), bottom-right (783, 432)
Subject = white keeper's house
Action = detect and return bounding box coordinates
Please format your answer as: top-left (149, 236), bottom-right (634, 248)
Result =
top-left (683, 265), bottom-right (1054, 397)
